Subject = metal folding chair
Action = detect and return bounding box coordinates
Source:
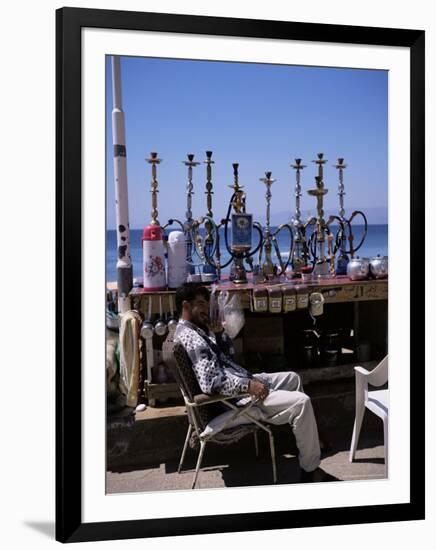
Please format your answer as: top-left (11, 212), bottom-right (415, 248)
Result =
top-left (170, 342), bottom-right (277, 489)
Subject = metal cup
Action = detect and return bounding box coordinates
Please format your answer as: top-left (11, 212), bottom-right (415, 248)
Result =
top-left (140, 319), bottom-right (154, 339)
top-left (140, 296), bottom-right (154, 339)
top-left (167, 295), bottom-right (178, 333)
top-left (154, 295), bottom-right (168, 337)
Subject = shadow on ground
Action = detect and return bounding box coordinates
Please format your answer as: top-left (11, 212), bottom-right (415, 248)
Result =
top-left (106, 424), bottom-right (388, 493)
top-left (108, 424), bottom-right (385, 486)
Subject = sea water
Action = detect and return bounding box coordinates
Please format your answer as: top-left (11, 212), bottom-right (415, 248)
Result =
top-left (106, 224), bottom-right (388, 283)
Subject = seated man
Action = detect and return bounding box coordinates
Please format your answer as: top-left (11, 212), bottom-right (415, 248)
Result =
top-left (174, 282), bottom-right (324, 481)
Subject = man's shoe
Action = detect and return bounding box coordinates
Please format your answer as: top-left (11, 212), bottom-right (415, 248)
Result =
top-left (319, 438), bottom-right (332, 455)
top-left (299, 467), bottom-right (329, 483)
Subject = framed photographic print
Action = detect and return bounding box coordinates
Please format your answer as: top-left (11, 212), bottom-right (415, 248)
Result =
top-left (56, 6), bottom-right (425, 543)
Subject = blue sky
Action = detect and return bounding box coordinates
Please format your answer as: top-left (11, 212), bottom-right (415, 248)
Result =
top-left (106, 56), bottom-right (388, 229)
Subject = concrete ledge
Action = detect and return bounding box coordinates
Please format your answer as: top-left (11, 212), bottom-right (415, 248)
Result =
top-left (107, 378), bottom-right (384, 471)
top-left (107, 406), bottom-right (188, 470)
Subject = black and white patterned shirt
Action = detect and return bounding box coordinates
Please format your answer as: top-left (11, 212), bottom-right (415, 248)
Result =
top-left (174, 319), bottom-right (253, 397)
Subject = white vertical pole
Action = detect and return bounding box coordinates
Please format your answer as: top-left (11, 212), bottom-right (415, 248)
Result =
top-left (111, 56), bottom-right (133, 313)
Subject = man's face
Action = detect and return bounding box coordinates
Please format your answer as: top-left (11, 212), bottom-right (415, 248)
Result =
top-left (183, 294), bottom-right (210, 329)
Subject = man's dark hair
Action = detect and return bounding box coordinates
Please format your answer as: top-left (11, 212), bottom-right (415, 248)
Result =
top-left (175, 282), bottom-right (210, 316)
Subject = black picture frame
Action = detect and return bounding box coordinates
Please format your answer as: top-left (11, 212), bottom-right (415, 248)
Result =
top-left (56, 7), bottom-right (425, 543)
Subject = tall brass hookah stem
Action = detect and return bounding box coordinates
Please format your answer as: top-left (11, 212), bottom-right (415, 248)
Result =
top-left (146, 152), bottom-right (161, 226)
top-left (333, 157), bottom-right (368, 261)
top-left (230, 162), bottom-right (245, 214)
top-left (336, 157), bottom-right (346, 220)
top-left (204, 150), bottom-right (214, 221)
top-left (333, 157), bottom-right (350, 274)
top-left (184, 154), bottom-right (200, 272)
top-left (184, 154), bottom-right (199, 228)
top-left (335, 157), bottom-right (354, 256)
top-left (291, 158), bottom-right (307, 271)
top-left (203, 151), bottom-right (219, 278)
top-left (307, 153), bottom-right (331, 278)
top-left (259, 171), bottom-right (276, 278)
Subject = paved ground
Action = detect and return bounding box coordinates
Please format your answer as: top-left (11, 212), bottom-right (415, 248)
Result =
top-left (107, 430), bottom-right (385, 494)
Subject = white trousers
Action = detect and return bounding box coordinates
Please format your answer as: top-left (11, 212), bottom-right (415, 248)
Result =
top-left (253, 371), bottom-right (321, 472)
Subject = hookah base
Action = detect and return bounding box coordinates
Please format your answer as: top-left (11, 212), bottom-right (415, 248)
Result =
top-left (312, 262), bottom-right (331, 280)
top-left (314, 273), bottom-right (335, 281)
top-left (230, 275), bottom-right (248, 285)
top-left (201, 273), bottom-right (218, 284)
top-left (336, 257), bottom-right (349, 276)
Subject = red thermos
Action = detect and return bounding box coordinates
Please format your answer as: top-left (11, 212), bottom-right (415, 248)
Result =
top-left (142, 224), bottom-right (166, 291)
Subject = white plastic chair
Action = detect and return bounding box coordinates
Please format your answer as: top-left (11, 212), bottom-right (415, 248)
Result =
top-left (349, 355), bottom-right (389, 476)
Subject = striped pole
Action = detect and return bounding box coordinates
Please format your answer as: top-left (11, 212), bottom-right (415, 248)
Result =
top-left (111, 56), bottom-right (133, 313)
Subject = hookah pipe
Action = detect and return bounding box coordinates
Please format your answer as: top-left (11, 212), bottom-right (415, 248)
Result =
top-left (143, 153), bottom-right (183, 288)
top-left (305, 153), bottom-right (340, 278)
top-left (189, 216), bottom-right (219, 275)
top-left (218, 163), bottom-right (263, 282)
top-left (147, 152), bottom-right (161, 227)
top-left (290, 158), bottom-right (310, 272)
top-left (162, 154), bottom-right (199, 273)
top-left (158, 151), bottom-right (218, 279)
top-left (333, 158), bottom-right (368, 271)
top-left (187, 151), bottom-right (220, 279)
top-left (184, 153), bottom-right (200, 235)
top-left (182, 154), bottom-right (200, 273)
top-left (202, 151), bottom-right (218, 279)
top-left (257, 171), bottom-right (293, 279)
top-left (142, 152), bottom-right (167, 291)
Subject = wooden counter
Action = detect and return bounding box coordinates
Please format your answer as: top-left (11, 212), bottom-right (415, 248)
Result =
top-left (127, 275), bottom-right (388, 314)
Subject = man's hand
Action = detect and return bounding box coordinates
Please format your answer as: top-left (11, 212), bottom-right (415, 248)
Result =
top-left (248, 379), bottom-right (269, 401)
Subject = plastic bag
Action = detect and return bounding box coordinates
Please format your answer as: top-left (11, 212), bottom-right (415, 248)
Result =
top-left (209, 284), bottom-right (220, 325)
top-left (218, 291), bottom-right (245, 339)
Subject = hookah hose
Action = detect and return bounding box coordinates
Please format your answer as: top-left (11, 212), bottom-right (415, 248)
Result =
top-left (335, 210), bottom-right (368, 255)
top-left (163, 218), bottom-right (184, 231)
top-left (300, 225), bottom-right (311, 263)
top-left (347, 210), bottom-right (368, 254)
top-left (292, 224), bottom-right (310, 266)
top-left (307, 231), bottom-right (318, 274)
top-left (188, 217), bottom-right (219, 268)
top-left (221, 192), bottom-right (238, 268)
top-left (152, 218), bottom-right (184, 257)
top-left (308, 216), bottom-right (345, 265)
top-left (271, 223), bottom-right (294, 274)
top-left (335, 217), bottom-right (352, 252)
top-left (323, 214), bottom-right (346, 255)
top-left (249, 223), bottom-right (263, 258)
top-left (162, 218), bottom-right (185, 248)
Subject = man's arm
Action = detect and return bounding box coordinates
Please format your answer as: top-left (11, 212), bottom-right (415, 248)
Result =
top-left (177, 330), bottom-right (250, 397)
top-left (188, 343), bottom-right (250, 397)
